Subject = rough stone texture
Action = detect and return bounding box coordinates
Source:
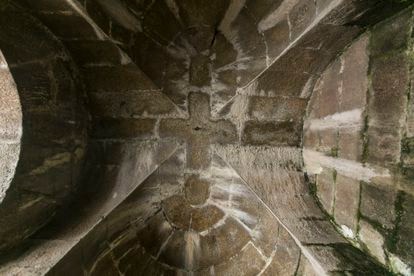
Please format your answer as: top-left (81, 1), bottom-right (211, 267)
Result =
top-left (160, 92), bottom-right (237, 169)
top-left (0, 4), bottom-right (88, 255)
top-left (359, 220), bottom-right (386, 264)
top-left (0, 0), bottom-right (412, 275)
top-left (304, 8), bottom-right (414, 275)
top-left (334, 174), bottom-right (360, 234)
top-left (360, 182), bottom-right (397, 229)
top-left (316, 167), bottom-right (335, 215)
top-left (0, 50), bottom-right (21, 202)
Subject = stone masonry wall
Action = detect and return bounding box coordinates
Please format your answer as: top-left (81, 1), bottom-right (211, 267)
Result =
top-left (304, 8), bottom-right (414, 275)
top-left (0, 3), bottom-right (88, 255)
top-left (0, 0), bottom-right (412, 275)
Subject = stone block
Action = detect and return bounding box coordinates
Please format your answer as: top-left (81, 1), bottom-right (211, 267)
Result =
top-left (262, 227), bottom-right (300, 276)
top-left (303, 129), bottom-right (319, 150)
top-left (360, 182), bottom-right (396, 229)
top-left (285, 219), bottom-right (345, 244)
top-left (242, 120), bottom-right (301, 146)
top-left (91, 118), bottom-right (155, 139)
top-left (248, 96), bottom-right (307, 122)
top-left (142, 0), bottom-right (182, 45)
top-left (317, 129), bottom-right (338, 155)
top-left (137, 211), bottom-right (173, 257)
top-left (162, 195), bottom-right (224, 232)
top-left (214, 243), bottom-right (265, 276)
top-left (0, 11), bottom-right (66, 63)
top-left (175, 0), bottom-right (230, 27)
top-left (359, 220), bottom-right (386, 264)
top-left (402, 137), bottom-right (414, 166)
top-left (315, 58), bottom-right (341, 118)
top-left (189, 54), bottom-right (211, 87)
top-left (295, 254), bottom-right (318, 276)
top-left (307, 245), bottom-right (354, 271)
top-left (184, 174), bottom-right (210, 206)
top-left (21, 111), bottom-right (81, 147)
top-left (370, 9), bottom-right (412, 57)
top-left (316, 0), bottom-right (332, 14)
top-left (65, 40), bottom-right (123, 66)
top-left (271, 47), bottom-right (326, 76)
top-left (395, 193), bottom-right (414, 265)
top-left (289, 0), bottom-right (316, 40)
top-left (85, 0), bottom-right (111, 34)
top-left (131, 32), bottom-right (168, 87)
top-left (245, 0), bottom-right (283, 21)
top-left (256, 70), bottom-right (310, 97)
top-left (338, 129), bottom-right (363, 161)
top-left (89, 90), bottom-right (177, 117)
top-left (10, 62), bottom-right (52, 107)
top-left (38, 13), bottom-right (100, 40)
top-left (366, 126), bottom-right (401, 167)
top-left (316, 167), bottom-right (335, 215)
top-left (369, 54), bottom-right (408, 125)
top-left (263, 17), bottom-right (290, 60)
top-left (82, 65), bottom-right (156, 93)
top-left (334, 174), bottom-right (360, 233)
top-left (341, 35), bottom-right (369, 111)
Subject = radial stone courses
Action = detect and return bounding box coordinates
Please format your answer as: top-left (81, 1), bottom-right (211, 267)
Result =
top-left (1, 0), bottom-right (413, 275)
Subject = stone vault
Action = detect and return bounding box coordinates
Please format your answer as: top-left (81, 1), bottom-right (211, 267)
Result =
top-left (0, 0), bottom-right (413, 275)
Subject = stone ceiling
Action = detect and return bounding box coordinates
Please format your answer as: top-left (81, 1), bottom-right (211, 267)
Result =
top-left (0, 0), bottom-right (413, 275)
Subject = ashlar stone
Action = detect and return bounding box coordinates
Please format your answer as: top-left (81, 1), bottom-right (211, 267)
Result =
top-left (160, 92), bottom-right (237, 169)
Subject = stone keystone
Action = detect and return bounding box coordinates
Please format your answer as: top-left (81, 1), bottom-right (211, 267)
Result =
top-left (159, 92), bottom-right (237, 169)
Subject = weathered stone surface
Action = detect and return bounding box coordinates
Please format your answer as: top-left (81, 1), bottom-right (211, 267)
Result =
top-left (295, 255), bottom-right (318, 275)
top-left (289, 0), bottom-right (316, 40)
top-left (263, 17), bottom-right (290, 59)
top-left (248, 96), bottom-right (307, 121)
top-left (160, 92), bottom-right (236, 169)
top-left (162, 195), bottom-right (225, 232)
top-left (359, 220), bottom-right (386, 264)
top-left (360, 183), bottom-right (396, 229)
top-left (184, 174), bottom-right (210, 205)
top-left (262, 228), bottom-right (300, 276)
top-left (370, 9), bottom-right (413, 57)
top-left (338, 130), bottom-right (363, 161)
top-left (176, 0), bottom-right (230, 27)
top-left (2, 1), bottom-right (411, 275)
top-left (189, 54), bottom-right (211, 87)
top-left (368, 54), bottom-right (408, 126)
top-left (65, 40), bottom-right (124, 66)
top-left (242, 120), bottom-right (301, 146)
top-left (334, 174), bottom-right (360, 233)
top-left (38, 13), bottom-right (100, 39)
top-left (341, 34), bottom-right (369, 111)
top-left (83, 65), bottom-right (156, 93)
top-left (395, 193), bottom-right (414, 265)
top-left (91, 118), bottom-right (155, 139)
top-left (313, 58), bottom-right (341, 118)
top-left (316, 167), bottom-right (335, 215)
top-left (89, 90), bottom-right (179, 117)
top-left (197, 217), bottom-right (251, 268)
top-left (214, 243), bottom-right (265, 276)
top-left (137, 211), bottom-right (173, 257)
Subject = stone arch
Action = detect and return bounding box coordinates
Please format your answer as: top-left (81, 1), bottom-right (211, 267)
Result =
top-left (0, 0), bottom-right (413, 275)
top-left (0, 49), bottom-right (22, 203)
top-left (0, 2), bottom-right (88, 255)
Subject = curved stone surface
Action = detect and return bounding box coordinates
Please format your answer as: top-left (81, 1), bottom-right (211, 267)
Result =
top-left (0, 0), bottom-right (413, 275)
top-left (0, 4), bottom-right (88, 254)
top-left (303, 9), bottom-right (414, 275)
top-left (0, 50), bottom-right (21, 203)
